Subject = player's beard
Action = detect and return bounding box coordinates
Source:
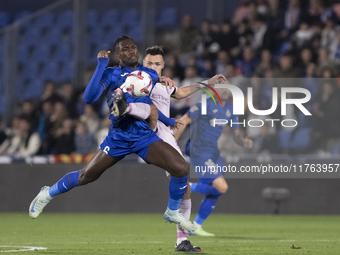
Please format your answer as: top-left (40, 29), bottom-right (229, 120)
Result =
top-left (126, 55), bottom-right (138, 68)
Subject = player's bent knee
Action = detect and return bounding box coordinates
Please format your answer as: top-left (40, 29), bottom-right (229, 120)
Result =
top-left (217, 183), bottom-right (228, 193)
top-left (171, 160), bottom-right (189, 178)
top-left (78, 170), bottom-right (98, 185)
top-left (213, 179), bottom-right (228, 194)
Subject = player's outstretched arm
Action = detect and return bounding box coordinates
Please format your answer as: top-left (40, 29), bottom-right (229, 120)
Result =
top-left (172, 74), bottom-right (227, 100)
top-left (174, 113), bottom-right (191, 141)
top-left (83, 51), bottom-right (110, 104)
top-left (232, 128), bottom-right (253, 149)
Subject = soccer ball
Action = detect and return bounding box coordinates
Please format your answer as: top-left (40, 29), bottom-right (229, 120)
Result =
top-left (124, 70), bottom-right (153, 97)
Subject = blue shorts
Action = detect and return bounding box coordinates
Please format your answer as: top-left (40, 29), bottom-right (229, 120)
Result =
top-left (100, 132), bottom-right (161, 162)
top-left (190, 155), bottom-right (224, 184)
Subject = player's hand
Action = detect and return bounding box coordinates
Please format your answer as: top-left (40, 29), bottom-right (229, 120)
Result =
top-left (208, 74), bottom-right (228, 86)
top-left (97, 50), bottom-right (111, 58)
top-left (243, 138), bottom-right (253, 149)
top-left (160, 76), bottom-right (176, 89)
top-left (170, 119), bottom-right (184, 130)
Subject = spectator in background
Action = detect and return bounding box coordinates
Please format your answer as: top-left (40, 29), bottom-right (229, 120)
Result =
top-left (164, 54), bottom-right (184, 80)
top-left (0, 116), bottom-right (20, 155)
top-left (308, 0), bottom-right (336, 24)
top-left (198, 59), bottom-right (215, 78)
top-left (234, 19), bottom-right (253, 52)
top-left (74, 121), bottom-right (96, 155)
top-left (79, 104), bottom-right (100, 135)
top-left (312, 81), bottom-right (340, 152)
top-left (37, 100), bottom-right (54, 154)
top-left (316, 47), bottom-right (337, 76)
top-left (321, 18), bottom-right (337, 49)
top-left (178, 14), bottom-right (199, 55)
top-left (298, 47), bottom-right (314, 73)
top-left (225, 64), bottom-right (247, 93)
top-left (255, 49), bottom-right (276, 77)
top-left (252, 122), bottom-right (278, 154)
top-left (0, 116), bottom-right (6, 146)
top-left (283, 0), bottom-right (302, 33)
top-left (61, 82), bottom-right (79, 119)
top-left (1, 116), bottom-right (41, 158)
top-left (252, 14), bottom-right (274, 51)
top-left (266, 0), bottom-right (283, 32)
top-left (196, 19), bottom-right (218, 58)
top-left (53, 118), bottom-right (75, 155)
top-left (20, 100), bottom-right (39, 131)
top-left (215, 19), bottom-right (238, 52)
top-left (329, 28), bottom-right (340, 65)
top-left (273, 54), bottom-right (299, 78)
top-left (215, 50), bottom-right (230, 76)
top-left (45, 101), bottom-right (69, 153)
top-left (162, 67), bottom-right (180, 87)
top-left (319, 65), bottom-right (336, 79)
top-left (170, 66), bottom-right (201, 118)
top-left (236, 46), bottom-right (257, 77)
top-left (40, 81), bottom-right (62, 104)
top-left (291, 21), bottom-right (315, 49)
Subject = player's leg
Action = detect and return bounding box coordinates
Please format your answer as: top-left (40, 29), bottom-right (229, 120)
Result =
top-left (191, 175), bottom-right (228, 195)
top-left (145, 140), bottom-right (196, 232)
top-left (190, 176), bottom-right (228, 236)
top-left (29, 149), bottom-right (119, 219)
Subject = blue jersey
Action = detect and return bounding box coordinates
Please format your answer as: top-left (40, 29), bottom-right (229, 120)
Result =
top-left (100, 64), bottom-right (159, 141)
top-left (188, 98), bottom-right (239, 157)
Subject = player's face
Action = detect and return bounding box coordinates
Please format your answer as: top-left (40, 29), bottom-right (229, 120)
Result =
top-left (215, 88), bottom-right (231, 101)
top-left (116, 39), bottom-right (139, 67)
top-left (143, 54), bottom-right (164, 77)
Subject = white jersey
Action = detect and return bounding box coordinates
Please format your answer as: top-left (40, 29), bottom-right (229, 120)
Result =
top-left (150, 83), bottom-right (183, 167)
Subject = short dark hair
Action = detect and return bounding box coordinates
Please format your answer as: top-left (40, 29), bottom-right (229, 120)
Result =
top-left (114, 35), bottom-right (133, 52)
top-left (145, 45), bottom-right (164, 57)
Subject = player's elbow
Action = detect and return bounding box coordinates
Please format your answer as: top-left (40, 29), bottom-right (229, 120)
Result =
top-left (83, 93), bottom-right (94, 104)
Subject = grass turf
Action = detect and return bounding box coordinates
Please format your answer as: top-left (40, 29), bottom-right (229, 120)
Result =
top-left (0, 213), bottom-right (339, 254)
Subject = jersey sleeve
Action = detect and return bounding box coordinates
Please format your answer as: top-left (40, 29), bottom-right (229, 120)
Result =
top-left (187, 102), bottom-right (201, 120)
top-left (100, 68), bottom-right (113, 89)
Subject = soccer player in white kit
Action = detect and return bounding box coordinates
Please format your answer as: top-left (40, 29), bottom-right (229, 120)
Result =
top-left (143, 46), bottom-right (226, 252)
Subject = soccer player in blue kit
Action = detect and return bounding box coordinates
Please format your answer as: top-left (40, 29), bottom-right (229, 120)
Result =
top-left (29, 35), bottom-right (196, 232)
top-left (174, 87), bottom-right (253, 236)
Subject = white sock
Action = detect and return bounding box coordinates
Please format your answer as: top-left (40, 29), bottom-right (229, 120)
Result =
top-left (194, 221), bottom-right (201, 228)
top-left (128, 103), bottom-right (150, 119)
top-left (176, 199), bottom-right (191, 244)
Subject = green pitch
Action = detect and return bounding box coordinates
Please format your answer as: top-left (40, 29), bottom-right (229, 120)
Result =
top-left (1, 213), bottom-right (339, 254)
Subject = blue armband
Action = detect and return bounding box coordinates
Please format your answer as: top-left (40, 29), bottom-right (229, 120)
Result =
top-left (83, 57), bottom-right (109, 104)
top-left (158, 110), bottom-right (176, 126)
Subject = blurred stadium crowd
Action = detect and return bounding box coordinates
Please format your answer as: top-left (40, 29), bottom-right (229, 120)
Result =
top-left (1, 0), bottom-right (340, 158)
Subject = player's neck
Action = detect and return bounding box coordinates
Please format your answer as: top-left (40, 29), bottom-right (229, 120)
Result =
top-left (121, 62), bottom-right (139, 70)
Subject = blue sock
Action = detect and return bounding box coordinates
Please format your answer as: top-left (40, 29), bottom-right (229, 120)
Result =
top-left (49, 170), bottom-right (81, 197)
top-left (191, 183), bottom-right (221, 196)
top-left (195, 194), bottom-right (220, 225)
top-left (168, 175), bottom-right (188, 211)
